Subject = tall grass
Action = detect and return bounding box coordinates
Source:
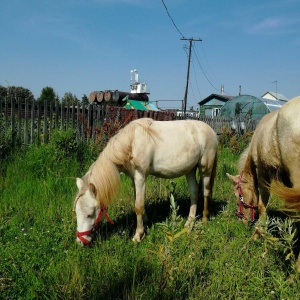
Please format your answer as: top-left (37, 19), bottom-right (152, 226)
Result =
top-left (1, 130), bottom-right (300, 299)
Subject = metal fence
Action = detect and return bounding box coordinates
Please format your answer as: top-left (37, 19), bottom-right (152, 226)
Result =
top-left (0, 96), bottom-right (258, 145)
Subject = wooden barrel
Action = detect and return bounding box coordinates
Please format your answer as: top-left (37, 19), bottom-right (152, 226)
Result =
top-left (104, 91), bottom-right (111, 102)
top-left (96, 91), bottom-right (103, 102)
top-left (112, 90), bottom-right (119, 102)
top-left (89, 91), bottom-right (97, 102)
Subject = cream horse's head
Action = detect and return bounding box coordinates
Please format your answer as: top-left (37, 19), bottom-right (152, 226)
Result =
top-left (73, 178), bottom-right (100, 246)
top-left (226, 173), bottom-right (258, 225)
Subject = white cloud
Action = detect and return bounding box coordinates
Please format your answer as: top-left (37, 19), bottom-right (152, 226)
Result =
top-left (249, 16), bottom-right (300, 35)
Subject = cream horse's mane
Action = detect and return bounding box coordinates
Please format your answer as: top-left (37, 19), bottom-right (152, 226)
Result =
top-left (237, 144), bottom-right (250, 174)
top-left (88, 118), bottom-right (159, 206)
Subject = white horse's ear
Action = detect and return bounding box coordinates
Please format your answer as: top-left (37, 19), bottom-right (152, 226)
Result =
top-left (226, 173), bottom-right (239, 184)
top-left (76, 178), bottom-right (85, 190)
top-left (89, 183), bottom-right (97, 197)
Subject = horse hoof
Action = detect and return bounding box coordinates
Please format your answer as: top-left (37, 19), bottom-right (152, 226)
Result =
top-left (132, 233), bottom-right (145, 243)
top-left (184, 217), bottom-right (195, 229)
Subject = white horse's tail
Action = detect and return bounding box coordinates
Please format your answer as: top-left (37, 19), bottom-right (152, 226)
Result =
top-left (271, 180), bottom-right (300, 212)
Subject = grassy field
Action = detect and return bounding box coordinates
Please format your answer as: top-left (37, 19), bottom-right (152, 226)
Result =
top-left (1, 130), bottom-right (300, 299)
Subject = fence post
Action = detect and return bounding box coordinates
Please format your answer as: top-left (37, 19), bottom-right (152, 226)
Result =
top-left (38, 102), bottom-right (42, 144)
top-left (44, 100), bottom-right (48, 143)
top-left (66, 102), bottom-right (70, 131)
top-left (17, 98), bottom-right (22, 141)
top-left (30, 99), bottom-right (35, 144)
top-left (72, 103), bottom-right (75, 130)
top-left (81, 103), bottom-right (85, 140)
top-left (77, 103), bottom-right (81, 141)
top-left (5, 97), bottom-right (8, 135)
top-left (87, 104), bottom-right (92, 141)
top-left (24, 99), bottom-right (29, 145)
top-left (55, 101), bottom-right (59, 130)
top-left (61, 101), bottom-right (64, 131)
top-left (11, 97), bottom-right (16, 143)
top-left (49, 101), bottom-right (53, 140)
top-left (0, 97), bottom-right (2, 137)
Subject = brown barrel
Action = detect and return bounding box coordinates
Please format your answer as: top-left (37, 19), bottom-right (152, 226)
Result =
top-left (89, 91), bottom-right (97, 102)
top-left (104, 91), bottom-right (111, 102)
top-left (96, 91), bottom-right (104, 102)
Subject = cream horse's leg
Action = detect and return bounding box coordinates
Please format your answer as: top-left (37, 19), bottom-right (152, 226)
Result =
top-left (202, 173), bottom-right (212, 223)
top-left (185, 169), bottom-right (199, 228)
top-left (132, 172), bottom-right (146, 243)
top-left (253, 184), bottom-right (269, 240)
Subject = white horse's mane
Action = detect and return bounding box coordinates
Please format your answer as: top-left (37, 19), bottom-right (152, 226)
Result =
top-left (88, 118), bottom-right (158, 206)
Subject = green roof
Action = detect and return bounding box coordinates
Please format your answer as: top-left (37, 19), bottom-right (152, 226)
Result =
top-left (124, 100), bottom-right (159, 111)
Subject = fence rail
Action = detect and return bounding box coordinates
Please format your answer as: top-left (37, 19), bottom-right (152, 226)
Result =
top-left (0, 97), bottom-right (258, 145)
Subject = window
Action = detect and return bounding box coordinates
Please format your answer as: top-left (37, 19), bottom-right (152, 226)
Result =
top-left (213, 108), bottom-right (220, 117)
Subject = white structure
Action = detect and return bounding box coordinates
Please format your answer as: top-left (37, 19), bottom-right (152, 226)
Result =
top-left (262, 91), bottom-right (288, 101)
top-left (130, 69), bottom-right (148, 94)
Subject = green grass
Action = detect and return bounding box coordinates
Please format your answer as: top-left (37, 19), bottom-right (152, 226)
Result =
top-left (1, 141), bottom-right (300, 299)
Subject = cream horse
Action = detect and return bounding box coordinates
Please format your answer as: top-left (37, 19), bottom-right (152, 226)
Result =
top-left (227, 96), bottom-right (300, 271)
top-left (73, 118), bottom-right (218, 245)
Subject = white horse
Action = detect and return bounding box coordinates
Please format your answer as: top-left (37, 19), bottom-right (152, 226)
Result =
top-left (73, 118), bottom-right (218, 245)
top-left (227, 96), bottom-right (300, 271)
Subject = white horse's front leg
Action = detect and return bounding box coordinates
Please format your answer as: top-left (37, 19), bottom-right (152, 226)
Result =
top-left (132, 173), bottom-right (146, 243)
top-left (253, 187), bottom-right (269, 240)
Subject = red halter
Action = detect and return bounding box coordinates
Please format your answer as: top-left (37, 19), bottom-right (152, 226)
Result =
top-left (236, 174), bottom-right (258, 223)
top-left (76, 204), bottom-right (114, 246)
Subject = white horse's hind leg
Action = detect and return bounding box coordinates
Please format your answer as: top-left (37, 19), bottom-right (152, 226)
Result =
top-left (132, 172), bottom-right (146, 243)
top-left (185, 169), bottom-right (199, 229)
top-left (202, 175), bottom-right (212, 223)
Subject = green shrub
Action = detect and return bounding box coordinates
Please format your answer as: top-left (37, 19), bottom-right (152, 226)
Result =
top-left (219, 126), bottom-right (253, 155)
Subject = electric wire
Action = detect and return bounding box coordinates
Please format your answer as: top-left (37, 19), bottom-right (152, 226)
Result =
top-left (161, 0), bottom-right (185, 38)
top-left (191, 57), bottom-right (202, 101)
top-left (192, 46), bottom-right (219, 93)
top-left (195, 43), bottom-right (218, 85)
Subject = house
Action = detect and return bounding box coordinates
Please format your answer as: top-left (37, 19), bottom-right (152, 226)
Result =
top-left (198, 93), bottom-right (234, 117)
top-left (261, 91), bottom-right (288, 102)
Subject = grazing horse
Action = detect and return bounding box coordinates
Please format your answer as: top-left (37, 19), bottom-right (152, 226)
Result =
top-left (227, 96), bottom-right (300, 271)
top-left (73, 118), bottom-right (218, 245)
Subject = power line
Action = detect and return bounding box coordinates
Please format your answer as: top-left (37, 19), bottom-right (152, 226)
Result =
top-left (161, 0), bottom-right (185, 38)
top-left (195, 43), bottom-right (218, 85)
top-left (191, 58), bottom-right (202, 101)
top-left (192, 46), bottom-right (219, 93)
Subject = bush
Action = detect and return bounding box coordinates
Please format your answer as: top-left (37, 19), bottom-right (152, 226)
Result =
top-left (49, 130), bottom-right (88, 165)
top-left (219, 126), bottom-right (253, 155)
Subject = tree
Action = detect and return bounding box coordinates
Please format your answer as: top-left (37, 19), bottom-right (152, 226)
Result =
top-left (37, 86), bottom-right (59, 106)
top-left (61, 92), bottom-right (79, 106)
top-left (81, 94), bottom-right (89, 106)
top-left (0, 85), bottom-right (35, 103)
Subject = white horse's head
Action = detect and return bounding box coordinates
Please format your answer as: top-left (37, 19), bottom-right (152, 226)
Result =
top-left (73, 178), bottom-right (100, 246)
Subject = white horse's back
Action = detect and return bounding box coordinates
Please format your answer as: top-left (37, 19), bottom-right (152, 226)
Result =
top-left (128, 119), bottom-right (217, 178)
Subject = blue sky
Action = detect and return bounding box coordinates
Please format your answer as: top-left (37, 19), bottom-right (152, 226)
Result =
top-left (1, 0), bottom-right (299, 109)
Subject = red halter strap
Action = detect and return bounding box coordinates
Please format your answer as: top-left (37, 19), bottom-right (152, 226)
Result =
top-left (236, 174), bottom-right (258, 223)
top-left (76, 204), bottom-right (114, 246)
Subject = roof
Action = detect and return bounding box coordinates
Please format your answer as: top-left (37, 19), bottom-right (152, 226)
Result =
top-left (261, 91), bottom-right (288, 101)
top-left (123, 99), bottom-right (159, 111)
top-left (198, 94), bottom-right (234, 105)
top-left (262, 99), bottom-right (286, 112)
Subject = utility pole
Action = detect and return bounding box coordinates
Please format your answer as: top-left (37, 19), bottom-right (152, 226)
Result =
top-left (181, 37), bottom-right (202, 115)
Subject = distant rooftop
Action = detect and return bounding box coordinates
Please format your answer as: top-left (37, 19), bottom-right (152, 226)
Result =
top-left (261, 91), bottom-right (288, 101)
